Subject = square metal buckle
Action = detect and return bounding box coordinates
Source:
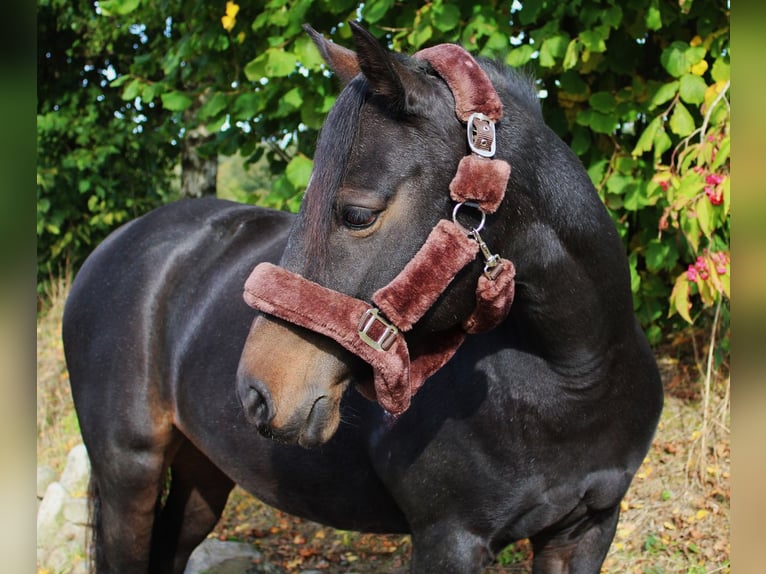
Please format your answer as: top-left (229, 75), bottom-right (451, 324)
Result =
top-left (467, 112), bottom-right (496, 158)
top-left (357, 308), bottom-right (399, 351)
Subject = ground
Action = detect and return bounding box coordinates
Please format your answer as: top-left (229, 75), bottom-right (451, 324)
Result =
top-left (37, 279), bottom-right (729, 573)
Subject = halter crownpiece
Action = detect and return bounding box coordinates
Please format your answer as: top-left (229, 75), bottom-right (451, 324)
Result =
top-left (243, 43), bottom-right (515, 415)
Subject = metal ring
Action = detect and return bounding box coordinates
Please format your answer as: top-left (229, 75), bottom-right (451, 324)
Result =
top-left (452, 201), bottom-right (486, 234)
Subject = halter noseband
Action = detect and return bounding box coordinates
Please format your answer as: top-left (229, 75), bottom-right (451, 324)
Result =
top-left (243, 44), bottom-right (515, 415)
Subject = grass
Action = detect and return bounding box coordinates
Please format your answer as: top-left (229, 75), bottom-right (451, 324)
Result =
top-left (37, 281), bottom-right (730, 572)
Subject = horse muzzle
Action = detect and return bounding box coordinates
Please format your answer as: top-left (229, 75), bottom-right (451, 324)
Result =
top-left (236, 315), bottom-right (351, 447)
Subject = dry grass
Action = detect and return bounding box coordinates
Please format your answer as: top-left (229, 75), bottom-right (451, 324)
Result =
top-left (37, 274), bottom-right (82, 474)
top-left (37, 282), bottom-right (730, 572)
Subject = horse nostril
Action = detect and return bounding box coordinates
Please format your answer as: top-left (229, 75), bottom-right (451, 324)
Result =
top-left (238, 375), bottom-right (276, 433)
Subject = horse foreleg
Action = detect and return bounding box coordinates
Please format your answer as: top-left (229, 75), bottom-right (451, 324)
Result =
top-left (529, 505), bottom-right (620, 574)
top-left (409, 522), bottom-right (490, 574)
top-left (89, 451), bottom-right (169, 574)
top-left (149, 440), bottom-right (235, 574)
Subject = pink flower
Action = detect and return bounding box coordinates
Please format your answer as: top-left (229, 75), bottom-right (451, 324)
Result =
top-left (705, 186), bottom-right (723, 205)
top-left (687, 264), bottom-right (699, 282)
top-left (695, 256), bottom-right (708, 271)
top-left (705, 173), bottom-right (724, 186)
top-left (711, 251), bottom-right (729, 275)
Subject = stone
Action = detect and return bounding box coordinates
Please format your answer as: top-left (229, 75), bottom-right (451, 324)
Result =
top-left (60, 444), bottom-right (91, 497)
top-left (184, 538), bottom-right (263, 574)
top-left (37, 465), bottom-right (57, 499)
top-left (37, 481), bottom-right (67, 545)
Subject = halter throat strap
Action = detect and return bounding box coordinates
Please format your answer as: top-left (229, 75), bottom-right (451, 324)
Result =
top-left (242, 44), bottom-right (514, 415)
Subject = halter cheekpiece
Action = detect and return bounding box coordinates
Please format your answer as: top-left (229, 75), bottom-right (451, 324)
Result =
top-left (243, 44), bottom-right (515, 415)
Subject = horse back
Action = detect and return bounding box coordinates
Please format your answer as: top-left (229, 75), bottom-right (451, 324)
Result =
top-left (63, 198), bottom-right (293, 453)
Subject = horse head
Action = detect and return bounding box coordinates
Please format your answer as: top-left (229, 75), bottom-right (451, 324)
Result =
top-left (236, 22), bottom-right (625, 448)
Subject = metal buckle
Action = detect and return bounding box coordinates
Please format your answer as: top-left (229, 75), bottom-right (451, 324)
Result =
top-left (467, 112), bottom-right (496, 158)
top-left (469, 227), bottom-right (504, 280)
top-left (452, 201), bottom-right (486, 234)
top-left (358, 308), bottom-right (399, 351)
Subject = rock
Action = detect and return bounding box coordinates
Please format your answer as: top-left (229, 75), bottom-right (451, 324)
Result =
top-left (37, 481), bottom-right (67, 544)
top-left (184, 538), bottom-right (263, 574)
top-left (37, 465), bottom-right (57, 499)
top-left (60, 443), bottom-right (91, 497)
top-left (64, 495), bottom-right (90, 525)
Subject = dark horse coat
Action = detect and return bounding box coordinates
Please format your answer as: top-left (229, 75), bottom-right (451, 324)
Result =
top-left (64, 23), bottom-right (663, 574)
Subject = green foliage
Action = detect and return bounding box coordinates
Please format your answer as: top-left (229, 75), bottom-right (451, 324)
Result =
top-left (37, 0), bottom-right (730, 346)
top-left (37, 0), bottom-right (180, 287)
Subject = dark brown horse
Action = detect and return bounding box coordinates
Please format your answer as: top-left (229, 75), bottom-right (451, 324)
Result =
top-left (64, 23), bottom-right (662, 574)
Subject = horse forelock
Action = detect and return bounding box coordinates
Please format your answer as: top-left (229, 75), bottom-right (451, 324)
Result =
top-left (297, 76), bottom-right (368, 276)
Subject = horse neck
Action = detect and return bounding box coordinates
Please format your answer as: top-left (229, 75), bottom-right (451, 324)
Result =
top-left (494, 129), bottom-right (636, 378)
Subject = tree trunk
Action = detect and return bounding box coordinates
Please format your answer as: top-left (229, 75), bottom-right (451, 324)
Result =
top-left (180, 122), bottom-right (218, 197)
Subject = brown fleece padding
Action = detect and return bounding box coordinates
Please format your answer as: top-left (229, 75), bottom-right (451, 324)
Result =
top-left (415, 44), bottom-right (503, 122)
top-left (462, 259), bottom-right (516, 334)
top-left (449, 155), bottom-right (511, 214)
top-left (241, 43), bottom-right (517, 415)
top-left (373, 220), bottom-right (479, 331)
top-left (243, 263), bottom-right (414, 414)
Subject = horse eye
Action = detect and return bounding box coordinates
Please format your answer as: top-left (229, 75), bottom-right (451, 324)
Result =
top-left (342, 206), bottom-right (379, 230)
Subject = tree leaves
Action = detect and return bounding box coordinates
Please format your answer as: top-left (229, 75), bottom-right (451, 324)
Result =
top-left (161, 91), bottom-right (193, 112)
top-left (37, 0), bottom-right (730, 346)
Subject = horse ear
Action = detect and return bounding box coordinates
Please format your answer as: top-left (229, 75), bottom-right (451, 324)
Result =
top-left (348, 20), bottom-right (428, 114)
top-left (303, 24), bottom-right (360, 85)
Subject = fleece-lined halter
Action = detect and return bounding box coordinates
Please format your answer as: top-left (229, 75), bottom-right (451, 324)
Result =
top-left (243, 44), bottom-right (515, 415)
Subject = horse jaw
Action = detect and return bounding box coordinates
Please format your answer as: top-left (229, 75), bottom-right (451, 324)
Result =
top-left (237, 315), bottom-right (351, 447)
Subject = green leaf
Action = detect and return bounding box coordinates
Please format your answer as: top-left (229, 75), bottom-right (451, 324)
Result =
top-left (661, 42), bottom-right (689, 78)
top-left (539, 34), bottom-right (569, 68)
top-left (669, 275), bottom-right (693, 323)
top-left (711, 136), bottom-right (730, 171)
top-left (109, 75), bottom-right (131, 89)
top-left (562, 38), bottom-right (582, 71)
top-left (628, 252), bottom-right (641, 295)
top-left (98, 0), bottom-right (140, 16)
top-left (669, 102), bottom-right (695, 136)
top-left (197, 92), bottom-right (228, 120)
top-left (232, 92), bottom-right (261, 121)
top-left (589, 91), bottom-right (616, 113)
top-left (363, 0), bottom-right (394, 24)
top-left (648, 81), bottom-right (679, 110)
top-left (141, 83), bottom-right (159, 103)
top-left (589, 110), bottom-right (618, 134)
top-left (265, 49), bottom-right (299, 77)
top-left (244, 54), bottom-right (268, 82)
top-left (285, 154), bottom-right (313, 189)
top-left (646, 1), bottom-right (662, 31)
top-left (685, 46), bottom-right (706, 68)
top-left (646, 238), bottom-right (678, 272)
top-left (679, 74), bottom-right (707, 105)
top-left (160, 91), bottom-right (193, 112)
top-left (632, 116), bottom-right (662, 156)
top-left (712, 58), bottom-right (730, 83)
top-left (517, 0), bottom-right (544, 25)
top-left (432, 3), bottom-right (461, 33)
top-left (506, 45), bottom-right (535, 67)
top-left (695, 196), bottom-right (715, 238)
top-left (571, 126), bottom-right (591, 155)
top-left (653, 127), bottom-right (672, 163)
top-left (602, 5), bottom-right (623, 29)
top-left (294, 35), bottom-right (325, 70)
top-left (580, 28), bottom-right (607, 53)
top-left (245, 49), bottom-right (299, 80)
top-left (121, 78), bottom-right (142, 101)
top-left (408, 24), bottom-right (433, 49)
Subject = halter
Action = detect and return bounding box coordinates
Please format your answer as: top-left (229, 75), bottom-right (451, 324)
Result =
top-left (243, 44), bottom-right (515, 415)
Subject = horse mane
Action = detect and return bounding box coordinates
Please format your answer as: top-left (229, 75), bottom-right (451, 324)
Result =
top-left (479, 58), bottom-right (543, 121)
top-left (295, 76), bottom-right (367, 276)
